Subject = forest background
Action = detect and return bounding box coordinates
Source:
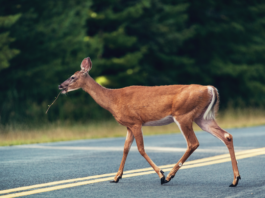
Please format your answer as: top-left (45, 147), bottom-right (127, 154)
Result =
top-left (1, 0), bottom-right (265, 145)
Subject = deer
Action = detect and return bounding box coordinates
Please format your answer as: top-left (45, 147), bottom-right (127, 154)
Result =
top-left (58, 57), bottom-right (241, 187)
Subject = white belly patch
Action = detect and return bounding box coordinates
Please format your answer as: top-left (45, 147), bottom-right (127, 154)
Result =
top-left (143, 115), bottom-right (174, 126)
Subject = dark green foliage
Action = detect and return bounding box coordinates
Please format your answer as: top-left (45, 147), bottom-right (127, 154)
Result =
top-left (87, 0), bottom-right (265, 107)
top-left (87, 0), bottom-right (195, 87)
top-left (184, 0), bottom-right (265, 106)
top-left (0, 0), bottom-right (95, 124)
top-left (0, 14), bottom-right (20, 70)
top-left (0, 0), bottom-right (265, 125)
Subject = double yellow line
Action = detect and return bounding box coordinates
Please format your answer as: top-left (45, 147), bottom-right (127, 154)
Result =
top-left (1, 147), bottom-right (265, 198)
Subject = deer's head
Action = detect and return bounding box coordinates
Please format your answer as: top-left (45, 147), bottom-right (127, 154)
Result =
top-left (58, 57), bottom-right (92, 94)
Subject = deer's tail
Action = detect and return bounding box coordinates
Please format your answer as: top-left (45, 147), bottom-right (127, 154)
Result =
top-left (203, 86), bottom-right (219, 120)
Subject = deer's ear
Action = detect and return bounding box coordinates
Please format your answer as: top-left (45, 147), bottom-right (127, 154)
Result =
top-left (80, 57), bottom-right (92, 72)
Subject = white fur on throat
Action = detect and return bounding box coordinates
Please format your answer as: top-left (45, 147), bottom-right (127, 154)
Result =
top-left (67, 88), bottom-right (80, 93)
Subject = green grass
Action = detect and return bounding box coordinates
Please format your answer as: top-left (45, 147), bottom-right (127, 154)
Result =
top-left (1, 108), bottom-right (265, 146)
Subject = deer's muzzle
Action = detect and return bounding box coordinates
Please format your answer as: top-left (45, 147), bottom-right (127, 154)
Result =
top-left (58, 85), bottom-right (67, 94)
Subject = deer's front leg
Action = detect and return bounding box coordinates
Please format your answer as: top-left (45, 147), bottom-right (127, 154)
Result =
top-left (132, 125), bottom-right (165, 184)
top-left (110, 128), bottom-right (134, 183)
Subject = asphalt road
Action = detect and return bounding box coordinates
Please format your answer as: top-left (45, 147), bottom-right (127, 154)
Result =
top-left (1, 126), bottom-right (265, 198)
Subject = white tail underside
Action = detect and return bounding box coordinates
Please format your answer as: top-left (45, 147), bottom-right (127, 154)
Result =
top-left (203, 86), bottom-right (216, 120)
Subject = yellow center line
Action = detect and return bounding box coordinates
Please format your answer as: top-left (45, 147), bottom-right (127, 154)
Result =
top-left (123, 149), bottom-right (265, 176)
top-left (0, 173), bottom-right (117, 195)
top-left (0, 177), bottom-right (115, 198)
top-left (165, 149), bottom-right (265, 171)
top-left (0, 147), bottom-right (264, 198)
top-left (122, 147), bottom-right (265, 172)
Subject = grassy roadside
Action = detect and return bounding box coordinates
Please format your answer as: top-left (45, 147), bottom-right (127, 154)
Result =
top-left (0, 108), bottom-right (265, 146)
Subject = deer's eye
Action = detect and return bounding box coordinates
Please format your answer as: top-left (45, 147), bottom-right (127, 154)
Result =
top-left (71, 77), bottom-right (75, 80)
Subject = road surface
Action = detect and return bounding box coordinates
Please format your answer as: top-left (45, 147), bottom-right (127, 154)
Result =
top-left (1, 126), bottom-right (265, 197)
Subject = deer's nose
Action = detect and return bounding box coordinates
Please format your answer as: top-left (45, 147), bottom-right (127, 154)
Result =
top-left (58, 85), bottom-right (63, 89)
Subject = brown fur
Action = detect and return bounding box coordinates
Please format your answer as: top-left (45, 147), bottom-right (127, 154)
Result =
top-left (59, 57), bottom-right (240, 186)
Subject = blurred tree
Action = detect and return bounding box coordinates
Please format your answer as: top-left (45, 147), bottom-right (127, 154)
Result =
top-left (86, 0), bottom-right (195, 87)
top-left (0, 14), bottom-right (20, 71)
top-left (0, 0), bottom-right (265, 125)
top-left (87, 0), bottom-right (265, 107)
top-left (183, 0), bottom-right (265, 107)
top-left (0, 0), bottom-right (93, 124)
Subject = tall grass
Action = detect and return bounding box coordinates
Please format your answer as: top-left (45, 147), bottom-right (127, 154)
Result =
top-left (0, 108), bottom-right (265, 146)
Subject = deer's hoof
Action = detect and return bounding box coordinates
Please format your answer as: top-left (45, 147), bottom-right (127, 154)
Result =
top-left (110, 176), bottom-right (122, 183)
top-left (160, 170), bottom-right (166, 185)
top-left (229, 176), bottom-right (241, 187)
top-left (163, 179), bottom-right (169, 184)
top-left (163, 175), bottom-right (174, 184)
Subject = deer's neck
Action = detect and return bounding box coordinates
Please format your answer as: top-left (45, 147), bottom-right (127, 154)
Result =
top-left (82, 75), bottom-right (113, 111)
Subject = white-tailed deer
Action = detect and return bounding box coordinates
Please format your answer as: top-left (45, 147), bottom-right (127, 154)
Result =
top-left (59, 57), bottom-right (241, 187)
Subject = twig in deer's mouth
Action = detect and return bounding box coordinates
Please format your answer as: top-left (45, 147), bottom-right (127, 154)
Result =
top-left (46, 91), bottom-right (62, 114)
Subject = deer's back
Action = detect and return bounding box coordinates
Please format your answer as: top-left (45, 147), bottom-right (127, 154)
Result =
top-left (109, 84), bottom-right (210, 126)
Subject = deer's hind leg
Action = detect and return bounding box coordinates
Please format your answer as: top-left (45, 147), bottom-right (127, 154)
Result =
top-left (163, 117), bottom-right (199, 184)
top-left (111, 127), bottom-right (134, 183)
top-left (195, 117), bottom-right (241, 187)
